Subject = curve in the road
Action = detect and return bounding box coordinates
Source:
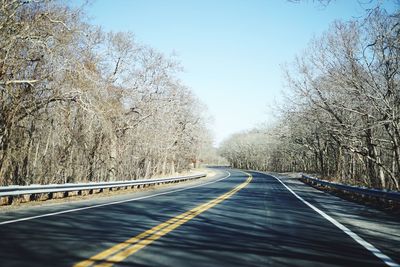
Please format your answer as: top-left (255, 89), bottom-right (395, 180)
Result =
top-left (1, 168), bottom-right (398, 267)
top-left (74, 171), bottom-right (252, 267)
top-left (0, 171), bottom-right (232, 226)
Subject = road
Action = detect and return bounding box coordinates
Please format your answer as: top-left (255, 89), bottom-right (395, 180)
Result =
top-left (0, 168), bottom-right (399, 266)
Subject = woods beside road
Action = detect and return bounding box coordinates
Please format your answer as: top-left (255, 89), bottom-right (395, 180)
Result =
top-left (1, 1), bottom-right (399, 266)
top-left (1, 0), bottom-right (400, 196)
top-left (220, 5), bottom-right (400, 191)
top-left (0, 0), bottom-right (218, 186)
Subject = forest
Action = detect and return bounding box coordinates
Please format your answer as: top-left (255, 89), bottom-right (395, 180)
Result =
top-left (3, 1), bottom-right (400, 191)
top-left (0, 0), bottom-right (213, 186)
top-left (220, 6), bottom-right (400, 190)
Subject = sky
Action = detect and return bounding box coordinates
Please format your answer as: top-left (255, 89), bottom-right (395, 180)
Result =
top-left (79, 0), bottom-right (397, 146)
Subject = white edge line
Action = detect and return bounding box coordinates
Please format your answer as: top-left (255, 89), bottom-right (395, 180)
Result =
top-left (0, 171), bottom-right (231, 226)
top-left (262, 172), bottom-right (399, 267)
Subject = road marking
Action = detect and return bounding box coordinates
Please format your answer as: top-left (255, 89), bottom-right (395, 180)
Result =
top-left (0, 171), bottom-right (231, 226)
top-left (74, 171), bottom-right (252, 267)
top-left (268, 173), bottom-right (400, 267)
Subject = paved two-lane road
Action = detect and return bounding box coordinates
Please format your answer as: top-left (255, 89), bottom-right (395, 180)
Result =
top-left (0, 168), bottom-right (399, 266)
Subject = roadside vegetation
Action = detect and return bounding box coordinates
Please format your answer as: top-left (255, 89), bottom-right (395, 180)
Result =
top-left (220, 4), bottom-right (400, 190)
top-left (0, 0), bottom-right (214, 186)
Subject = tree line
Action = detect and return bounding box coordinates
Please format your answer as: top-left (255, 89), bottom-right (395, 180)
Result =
top-left (0, 0), bottom-right (212, 186)
top-left (220, 6), bottom-right (400, 190)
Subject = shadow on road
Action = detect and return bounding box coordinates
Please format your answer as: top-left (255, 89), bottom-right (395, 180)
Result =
top-left (0, 170), bottom-right (396, 266)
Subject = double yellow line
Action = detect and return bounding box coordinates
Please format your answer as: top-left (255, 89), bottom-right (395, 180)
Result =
top-left (74, 172), bottom-right (252, 267)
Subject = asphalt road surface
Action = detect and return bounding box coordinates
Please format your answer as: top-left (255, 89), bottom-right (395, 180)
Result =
top-left (0, 168), bottom-right (399, 266)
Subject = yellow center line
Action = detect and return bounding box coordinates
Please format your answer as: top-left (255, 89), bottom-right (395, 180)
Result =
top-left (73, 172), bottom-right (252, 267)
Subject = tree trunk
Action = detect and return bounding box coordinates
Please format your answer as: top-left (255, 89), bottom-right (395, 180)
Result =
top-left (108, 134), bottom-right (117, 181)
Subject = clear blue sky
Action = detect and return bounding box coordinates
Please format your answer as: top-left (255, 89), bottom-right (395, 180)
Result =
top-left (79, 0), bottom-right (397, 145)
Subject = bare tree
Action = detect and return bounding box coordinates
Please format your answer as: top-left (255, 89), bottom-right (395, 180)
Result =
top-left (0, 0), bottom-right (212, 186)
top-left (220, 6), bottom-right (400, 190)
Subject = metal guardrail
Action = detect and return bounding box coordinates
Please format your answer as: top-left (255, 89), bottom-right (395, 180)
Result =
top-left (301, 174), bottom-right (400, 202)
top-left (0, 173), bottom-right (206, 205)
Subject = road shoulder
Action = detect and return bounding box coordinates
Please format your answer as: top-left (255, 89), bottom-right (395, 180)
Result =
top-left (267, 171), bottom-right (400, 265)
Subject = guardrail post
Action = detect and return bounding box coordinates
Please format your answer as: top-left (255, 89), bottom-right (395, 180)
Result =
top-left (0, 196), bottom-right (10, 205)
